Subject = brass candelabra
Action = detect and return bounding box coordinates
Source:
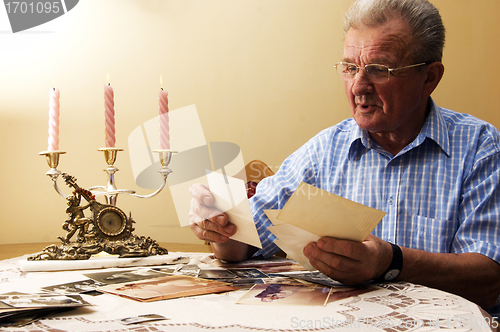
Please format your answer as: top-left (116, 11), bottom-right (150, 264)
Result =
top-left (29, 148), bottom-right (177, 261)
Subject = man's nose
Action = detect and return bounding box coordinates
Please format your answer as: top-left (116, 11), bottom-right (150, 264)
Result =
top-left (351, 69), bottom-right (374, 96)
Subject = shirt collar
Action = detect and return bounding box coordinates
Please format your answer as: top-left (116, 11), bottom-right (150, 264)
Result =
top-left (418, 98), bottom-right (450, 157)
top-left (348, 98), bottom-right (450, 159)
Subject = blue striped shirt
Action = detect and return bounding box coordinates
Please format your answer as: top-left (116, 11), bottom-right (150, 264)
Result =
top-left (250, 99), bottom-right (500, 263)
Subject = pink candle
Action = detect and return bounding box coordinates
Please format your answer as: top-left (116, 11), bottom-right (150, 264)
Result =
top-left (159, 88), bottom-right (170, 150)
top-left (47, 88), bottom-right (60, 151)
top-left (104, 83), bottom-right (115, 147)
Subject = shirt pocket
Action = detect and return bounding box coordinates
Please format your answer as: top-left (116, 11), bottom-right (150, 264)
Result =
top-left (408, 215), bottom-right (456, 253)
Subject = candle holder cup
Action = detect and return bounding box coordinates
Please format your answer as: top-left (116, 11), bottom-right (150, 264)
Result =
top-left (29, 148), bottom-right (177, 261)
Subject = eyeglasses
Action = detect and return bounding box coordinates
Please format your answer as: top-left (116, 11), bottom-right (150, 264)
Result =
top-left (334, 62), bottom-right (428, 83)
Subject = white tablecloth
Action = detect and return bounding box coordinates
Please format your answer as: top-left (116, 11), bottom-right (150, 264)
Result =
top-left (0, 253), bottom-right (495, 332)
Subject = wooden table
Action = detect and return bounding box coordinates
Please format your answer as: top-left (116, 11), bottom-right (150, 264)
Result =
top-left (0, 242), bottom-right (212, 260)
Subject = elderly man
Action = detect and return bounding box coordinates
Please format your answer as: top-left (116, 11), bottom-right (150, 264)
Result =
top-left (189, 0), bottom-right (500, 314)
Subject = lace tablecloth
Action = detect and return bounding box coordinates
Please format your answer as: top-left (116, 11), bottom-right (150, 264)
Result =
top-left (0, 253), bottom-right (495, 332)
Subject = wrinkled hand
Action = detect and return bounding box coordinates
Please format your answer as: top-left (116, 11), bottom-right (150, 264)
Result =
top-left (188, 183), bottom-right (237, 243)
top-left (303, 235), bottom-right (392, 285)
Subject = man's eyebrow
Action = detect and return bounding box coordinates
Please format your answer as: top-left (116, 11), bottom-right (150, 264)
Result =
top-left (340, 56), bottom-right (394, 65)
top-left (341, 56), bottom-right (355, 63)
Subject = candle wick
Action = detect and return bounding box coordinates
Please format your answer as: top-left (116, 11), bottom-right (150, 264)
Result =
top-left (161, 88), bottom-right (164, 91)
top-left (108, 83), bottom-right (110, 86)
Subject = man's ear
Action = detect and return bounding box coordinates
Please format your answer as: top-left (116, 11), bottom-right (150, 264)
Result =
top-left (424, 62), bottom-right (445, 96)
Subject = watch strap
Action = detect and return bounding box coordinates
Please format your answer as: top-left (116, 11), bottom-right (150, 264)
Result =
top-left (376, 242), bottom-right (403, 282)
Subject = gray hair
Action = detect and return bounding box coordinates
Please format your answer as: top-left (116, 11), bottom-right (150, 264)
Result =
top-left (344, 0), bottom-right (445, 63)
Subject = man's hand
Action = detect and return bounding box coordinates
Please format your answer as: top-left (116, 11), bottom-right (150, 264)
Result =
top-left (188, 183), bottom-right (255, 262)
top-left (303, 235), bottom-right (392, 285)
top-left (188, 183), bottom-right (237, 243)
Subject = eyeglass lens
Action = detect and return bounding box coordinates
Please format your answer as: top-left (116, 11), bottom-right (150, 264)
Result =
top-left (336, 63), bottom-right (389, 83)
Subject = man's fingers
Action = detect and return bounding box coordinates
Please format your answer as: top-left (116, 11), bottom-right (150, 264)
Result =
top-left (303, 236), bottom-right (389, 285)
top-left (188, 182), bottom-right (234, 243)
top-left (190, 223), bottom-right (229, 243)
top-left (189, 183), bottom-right (214, 206)
top-left (199, 219), bottom-right (236, 237)
top-left (315, 237), bottom-right (367, 262)
top-left (189, 198), bottom-right (223, 222)
top-left (304, 242), bottom-right (357, 274)
top-left (189, 219), bottom-right (237, 243)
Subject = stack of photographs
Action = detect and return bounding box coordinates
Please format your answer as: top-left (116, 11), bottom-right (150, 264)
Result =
top-left (0, 292), bottom-right (90, 327)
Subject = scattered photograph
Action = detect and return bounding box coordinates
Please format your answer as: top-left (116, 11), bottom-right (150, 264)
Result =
top-left (198, 269), bottom-right (236, 280)
top-left (117, 313), bottom-right (169, 325)
top-left (256, 264), bottom-right (307, 274)
top-left (41, 279), bottom-right (106, 294)
top-left (220, 256), bottom-right (297, 268)
top-left (227, 268), bottom-right (268, 279)
top-left (84, 268), bottom-right (168, 285)
top-left (98, 275), bottom-right (238, 302)
top-left (230, 278), bottom-right (265, 286)
top-left (287, 272), bottom-right (344, 287)
top-left (0, 294), bottom-right (90, 308)
top-left (0, 307), bottom-right (75, 327)
top-left (327, 286), bottom-right (378, 303)
top-left (263, 277), bottom-right (308, 285)
top-left (173, 264), bottom-right (200, 277)
top-left (151, 267), bottom-right (180, 275)
top-left (0, 293), bottom-right (90, 327)
top-left (0, 293), bottom-right (30, 310)
top-left (236, 283), bottom-right (331, 306)
top-left (219, 256), bottom-right (306, 272)
top-left (0, 292), bottom-right (32, 296)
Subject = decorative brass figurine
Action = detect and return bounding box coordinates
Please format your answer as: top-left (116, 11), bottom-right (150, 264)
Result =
top-left (30, 149), bottom-right (176, 261)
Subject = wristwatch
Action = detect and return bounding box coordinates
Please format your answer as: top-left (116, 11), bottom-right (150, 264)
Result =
top-left (376, 243), bottom-right (403, 282)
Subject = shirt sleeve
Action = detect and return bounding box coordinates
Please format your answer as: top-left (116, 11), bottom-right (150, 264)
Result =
top-left (454, 126), bottom-right (500, 263)
top-left (250, 141), bottom-right (319, 258)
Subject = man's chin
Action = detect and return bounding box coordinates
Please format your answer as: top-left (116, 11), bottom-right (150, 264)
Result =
top-left (353, 114), bottom-right (380, 130)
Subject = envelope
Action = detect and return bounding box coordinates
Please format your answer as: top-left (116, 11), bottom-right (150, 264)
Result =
top-left (277, 182), bottom-right (386, 241)
top-left (265, 182), bottom-right (386, 270)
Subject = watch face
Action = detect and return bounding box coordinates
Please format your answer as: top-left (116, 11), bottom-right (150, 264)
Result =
top-left (385, 269), bottom-right (400, 281)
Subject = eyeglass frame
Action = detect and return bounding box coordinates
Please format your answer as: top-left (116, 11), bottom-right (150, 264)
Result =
top-left (334, 61), bottom-right (431, 83)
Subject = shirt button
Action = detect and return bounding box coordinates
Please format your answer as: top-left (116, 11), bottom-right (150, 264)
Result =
top-left (388, 197), bottom-right (394, 205)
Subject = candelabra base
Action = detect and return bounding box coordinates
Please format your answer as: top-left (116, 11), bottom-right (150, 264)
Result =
top-left (28, 172), bottom-right (168, 261)
top-left (20, 253), bottom-right (189, 272)
top-left (27, 234), bottom-right (168, 261)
